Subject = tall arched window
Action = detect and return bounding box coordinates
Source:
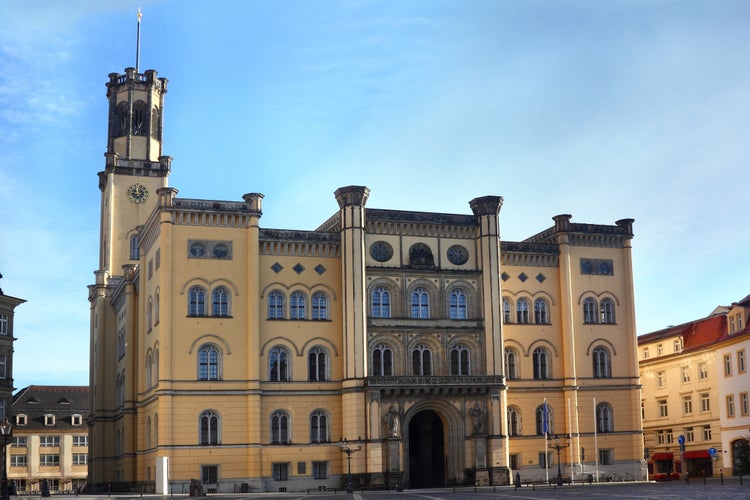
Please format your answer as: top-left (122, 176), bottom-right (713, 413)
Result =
top-left (592, 346), bottom-right (611, 378)
top-left (372, 287), bottom-right (391, 318)
top-left (115, 102), bottom-right (128, 136)
top-left (145, 351), bottom-right (153, 389)
top-left (411, 287), bottom-right (430, 318)
top-left (151, 106), bottom-right (162, 140)
top-left (600, 298), bottom-right (615, 324)
top-left (269, 346), bottom-right (290, 382)
top-left (310, 410), bottom-right (329, 443)
top-left (536, 404), bottom-right (552, 435)
top-left (583, 298), bottom-right (598, 324)
top-left (412, 344), bottom-right (432, 376)
top-left (533, 347), bottom-right (550, 380)
top-left (290, 291), bottom-right (306, 319)
top-left (308, 347), bottom-right (328, 381)
top-left (146, 416), bottom-right (152, 449)
top-left (189, 286), bottom-right (207, 316)
top-left (132, 100), bottom-right (149, 135)
top-left (450, 344), bottom-right (470, 375)
top-left (372, 344), bottom-right (393, 376)
top-left (198, 344), bottom-right (220, 381)
top-left (503, 298), bottom-right (513, 324)
top-left (268, 291), bottom-right (284, 319)
top-left (199, 410), bottom-right (220, 445)
top-left (505, 348), bottom-right (519, 380)
top-left (516, 298), bottom-right (530, 324)
top-left (596, 403), bottom-right (613, 433)
top-left (449, 289), bottom-right (468, 319)
top-left (271, 410), bottom-right (290, 444)
top-left (154, 348), bottom-right (160, 384)
top-left (147, 296), bottom-right (153, 330)
top-left (212, 286), bottom-right (230, 317)
top-left (312, 292), bottom-right (329, 320)
top-left (534, 298), bottom-right (549, 324)
top-left (154, 290), bottom-right (160, 324)
top-left (507, 406), bottom-right (521, 436)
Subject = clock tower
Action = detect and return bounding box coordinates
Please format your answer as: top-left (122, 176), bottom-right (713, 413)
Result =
top-left (97, 67), bottom-right (171, 275)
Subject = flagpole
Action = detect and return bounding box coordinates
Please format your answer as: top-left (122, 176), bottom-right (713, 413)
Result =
top-left (593, 397), bottom-right (599, 482)
top-left (136, 7), bottom-right (142, 72)
top-left (544, 398), bottom-right (549, 484)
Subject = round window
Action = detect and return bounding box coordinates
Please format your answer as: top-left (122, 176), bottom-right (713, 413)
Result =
top-left (370, 241), bottom-right (393, 262)
top-left (447, 245), bottom-right (469, 265)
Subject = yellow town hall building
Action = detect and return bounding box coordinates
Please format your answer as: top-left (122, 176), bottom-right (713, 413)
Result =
top-left (88, 66), bottom-right (645, 492)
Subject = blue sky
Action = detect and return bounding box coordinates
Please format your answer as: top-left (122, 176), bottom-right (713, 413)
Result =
top-left (1, 0), bottom-right (748, 389)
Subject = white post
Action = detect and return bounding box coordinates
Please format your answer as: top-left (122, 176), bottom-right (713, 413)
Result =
top-left (155, 456), bottom-right (169, 494)
top-left (544, 398), bottom-right (549, 484)
top-left (593, 397), bottom-right (599, 482)
top-left (567, 398), bottom-right (574, 482)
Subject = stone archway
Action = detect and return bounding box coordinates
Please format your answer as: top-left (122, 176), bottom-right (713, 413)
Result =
top-left (408, 410), bottom-right (445, 488)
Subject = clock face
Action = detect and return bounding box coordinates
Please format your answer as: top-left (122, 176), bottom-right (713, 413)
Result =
top-left (127, 183), bottom-right (149, 204)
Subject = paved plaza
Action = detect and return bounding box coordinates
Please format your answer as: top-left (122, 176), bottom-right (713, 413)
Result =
top-left (16, 478), bottom-right (750, 500)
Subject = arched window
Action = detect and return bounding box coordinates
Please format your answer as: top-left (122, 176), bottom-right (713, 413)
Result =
top-left (372, 344), bottom-right (393, 376)
top-left (151, 106), bottom-right (162, 140)
top-left (290, 291), bottom-right (306, 320)
top-left (732, 439), bottom-right (750, 475)
top-left (145, 351), bottom-right (153, 389)
top-left (269, 346), bottom-right (290, 382)
top-left (592, 346), bottom-right (611, 378)
top-left (198, 344), bottom-right (220, 381)
top-left (450, 344), bottom-right (470, 375)
top-left (503, 298), bottom-right (513, 324)
top-left (411, 287), bottom-right (430, 318)
top-left (312, 292), bottom-right (328, 320)
top-left (268, 291), bottom-right (284, 319)
top-left (534, 298), bottom-right (549, 324)
top-left (115, 102), bottom-right (128, 136)
top-left (507, 406), bottom-right (521, 436)
top-left (505, 348), bottom-right (519, 380)
top-left (189, 286), bottom-right (207, 316)
top-left (154, 348), bottom-right (160, 384)
top-left (132, 100), bottom-right (149, 136)
top-left (154, 290), bottom-right (160, 324)
top-left (600, 298), bottom-right (615, 324)
top-left (533, 347), bottom-right (550, 380)
top-left (449, 289), bottom-right (468, 319)
top-left (146, 416), bottom-right (152, 449)
top-left (308, 347), bottom-right (328, 381)
top-left (516, 298), bottom-right (530, 324)
top-left (130, 234), bottom-right (140, 260)
top-left (583, 298), bottom-right (598, 324)
top-left (310, 410), bottom-right (329, 443)
top-left (154, 413), bottom-right (159, 448)
top-left (596, 403), bottom-right (613, 433)
top-left (212, 286), bottom-right (230, 317)
top-left (372, 287), bottom-right (391, 318)
top-left (147, 296), bottom-right (153, 330)
top-left (271, 410), bottom-right (290, 444)
top-left (199, 410), bottom-right (220, 445)
top-left (412, 344), bottom-right (432, 376)
top-left (536, 404), bottom-right (552, 435)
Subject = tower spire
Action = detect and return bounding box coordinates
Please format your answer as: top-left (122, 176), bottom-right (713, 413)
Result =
top-left (136, 7), bottom-right (142, 72)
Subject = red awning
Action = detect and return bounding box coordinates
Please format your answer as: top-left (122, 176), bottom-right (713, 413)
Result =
top-left (684, 450), bottom-right (711, 459)
top-left (651, 452), bottom-right (674, 461)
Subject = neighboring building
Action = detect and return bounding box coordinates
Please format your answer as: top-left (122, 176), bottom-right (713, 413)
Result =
top-left (9, 386), bottom-right (89, 493)
top-left (639, 315), bottom-right (724, 479)
top-left (715, 295), bottom-right (750, 476)
top-left (88, 66), bottom-right (644, 492)
top-left (0, 277), bottom-right (25, 420)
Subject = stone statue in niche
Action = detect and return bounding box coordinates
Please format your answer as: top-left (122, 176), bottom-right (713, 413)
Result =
top-left (385, 404), bottom-right (400, 438)
top-left (409, 243), bottom-right (434, 268)
top-left (470, 403), bottom-right (485, 435)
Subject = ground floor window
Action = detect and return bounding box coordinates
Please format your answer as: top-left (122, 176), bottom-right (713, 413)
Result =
top-left (12, 480), bottom-right (26, 493)
top-left (313, 461), bottom-right (328, 479)
top-left (599, 449), bottom-right (613, 465)
top-left (538, 452), bottom-right (552, 468)
top-left (509, 454), bottom-right (520, 470)
top-left (273, 462), bottom-right (290, 481)
top-left (201, 465), bottom-right (218, 484)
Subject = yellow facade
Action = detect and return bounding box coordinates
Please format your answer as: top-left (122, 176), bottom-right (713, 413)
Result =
top-left (89, 67), bottom-right (644, 492)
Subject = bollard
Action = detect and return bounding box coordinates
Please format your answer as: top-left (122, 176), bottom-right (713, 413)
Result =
top-left (685, 472), bottom-right (690, 485)
top-left (720, 469), bottom-right (724, 485)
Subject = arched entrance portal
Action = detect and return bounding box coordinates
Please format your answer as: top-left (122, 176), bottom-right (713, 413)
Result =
top-left (408, 410), bottom-right (445, 488)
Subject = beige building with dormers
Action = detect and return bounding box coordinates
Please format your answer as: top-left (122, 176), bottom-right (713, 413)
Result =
top-left (88, 65), bottom-right (645, 492)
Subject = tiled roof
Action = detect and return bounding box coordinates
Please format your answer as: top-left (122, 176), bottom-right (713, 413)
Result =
top-left (11, 385), bottom-right (89, 431)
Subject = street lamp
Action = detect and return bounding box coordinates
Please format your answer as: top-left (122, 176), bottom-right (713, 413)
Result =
top-left (0, 419), bottom-right (12, 500)
top-left (547, 434), bottom-right (570, 486)
top-left (338, 437), bottom-right (362, 494)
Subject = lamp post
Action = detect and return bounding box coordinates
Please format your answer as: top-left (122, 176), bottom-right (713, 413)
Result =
top-left (0, 419), bottom-right (12, 500)
top-left (547, 434), bottom-right (570, 486)
top-left (338, 437), bottom-right (362, 494)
